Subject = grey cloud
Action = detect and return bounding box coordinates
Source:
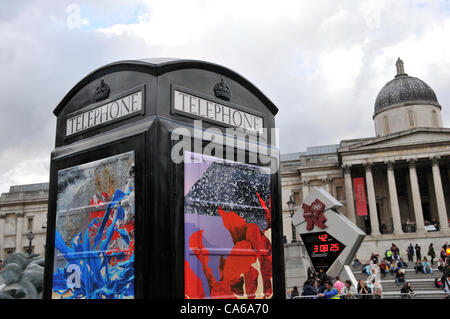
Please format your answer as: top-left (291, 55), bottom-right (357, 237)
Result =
top-left (1, 0), bottom-right (450, 193)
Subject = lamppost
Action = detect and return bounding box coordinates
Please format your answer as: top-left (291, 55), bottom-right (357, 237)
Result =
top-left (287, 194), bottom-right (297, 242)
top-left (26, 230), bottom-right (35, 256)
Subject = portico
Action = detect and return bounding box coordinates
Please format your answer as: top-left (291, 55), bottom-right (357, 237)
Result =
top-left (338, 128), bottom-right (450, 238)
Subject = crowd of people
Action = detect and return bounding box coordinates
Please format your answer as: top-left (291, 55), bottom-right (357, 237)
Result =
top-left (289, 241), bottom-right (450, 299)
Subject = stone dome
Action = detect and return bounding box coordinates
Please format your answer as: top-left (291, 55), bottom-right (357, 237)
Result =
top-left (374, 58), bottom-right (440, 116)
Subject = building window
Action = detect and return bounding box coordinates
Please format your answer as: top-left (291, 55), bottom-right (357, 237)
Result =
top-left (432, 110), bottom-right (439, 127)
top-left (408, 110), bottom-right (416, 128)
top-left (336, 186), bottom-right (344, 201)
top-left (5, 248), bottom-right (15, 256)
top-left (293, 191), bottom-right (301, 205)
top-left (27, 216), bottom-right (34, 231)
top-left (383, 116), bottom-right (390, 134)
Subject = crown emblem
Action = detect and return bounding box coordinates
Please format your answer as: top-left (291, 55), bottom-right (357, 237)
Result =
top-left (94, 79), bottom-right (110, 102)
top-left (213, 78), bottom-right (231, 101)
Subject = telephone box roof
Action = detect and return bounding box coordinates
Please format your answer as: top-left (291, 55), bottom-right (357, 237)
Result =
top-left (53, 58), bottom-right (278, 116)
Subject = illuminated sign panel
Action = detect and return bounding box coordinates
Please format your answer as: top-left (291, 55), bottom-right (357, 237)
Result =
top-left (300, 231), bottom-right (345, 272)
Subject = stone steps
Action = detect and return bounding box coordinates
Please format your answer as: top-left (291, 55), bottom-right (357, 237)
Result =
top-left (350, 264), bottom-right (447, 299)
top-left (354, 272), bottom-right (440, 281)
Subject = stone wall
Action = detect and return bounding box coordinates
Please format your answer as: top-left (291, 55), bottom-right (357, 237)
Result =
top-left (355, 233), bottom-right (449, 262)
top-left (284, 242), bottom-right (309, 295)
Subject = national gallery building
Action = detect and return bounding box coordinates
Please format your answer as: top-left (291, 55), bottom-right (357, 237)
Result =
top-left (281, 59), bottom-right (450, 257)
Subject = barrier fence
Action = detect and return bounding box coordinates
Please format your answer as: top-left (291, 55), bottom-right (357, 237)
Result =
top-left (292, 291), bottom-right (448, 299)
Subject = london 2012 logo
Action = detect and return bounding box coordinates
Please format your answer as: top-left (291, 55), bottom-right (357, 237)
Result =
top-left (302, 199), bottom-right (327, 231)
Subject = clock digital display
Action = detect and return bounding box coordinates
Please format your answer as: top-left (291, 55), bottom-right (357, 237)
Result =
top-left (300, 231), bottom-right (345, 272)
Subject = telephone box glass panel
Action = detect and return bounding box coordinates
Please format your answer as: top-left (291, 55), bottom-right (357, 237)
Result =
top-left (52, 151), bottom-right (135, 299)
top-left (184, 151), bottom-right (272, 299)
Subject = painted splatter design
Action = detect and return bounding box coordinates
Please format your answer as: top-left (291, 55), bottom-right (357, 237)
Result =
top-left (52, 152), bottom-right (135, 299)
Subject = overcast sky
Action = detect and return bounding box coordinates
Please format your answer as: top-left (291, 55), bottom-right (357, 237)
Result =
top-left (1, 0), bottom-right (450, 193)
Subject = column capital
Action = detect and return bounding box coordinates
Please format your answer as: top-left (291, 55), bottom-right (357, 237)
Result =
top-left (302, 179), bottom-right (310, 186)
top-left (0, 214), bottom-right (6, 219)
top-left (407, 158), bottom-right (417, 167)
top-left (321, 177), bottom-right (333, 183)
top-left (342, 164), bottom-right (352, 174)
top-left (364, 161), bottom-right (373, 170)
top-left (384, 159), bottom-right (395, 169)
top-left (430, 155), bottom-right (441, 164)
top-left (16, 211), bottom-right (25, 218)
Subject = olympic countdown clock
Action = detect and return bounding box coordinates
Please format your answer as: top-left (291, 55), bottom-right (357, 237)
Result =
top-left (300, 231), bottom-right (345, 272)
top-left (293, 187), bottom-right (365, 278)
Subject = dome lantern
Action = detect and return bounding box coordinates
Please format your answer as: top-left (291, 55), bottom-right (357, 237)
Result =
top-left (395, 57), bottom-right (407, 78)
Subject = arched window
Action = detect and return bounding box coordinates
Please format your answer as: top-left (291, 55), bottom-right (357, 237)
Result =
top-left (384, 116), bottom-right (390, 134)
top-left (432, 110), bottom-right (439, 127)
top-left (408, 110), bottom-right (416, 128)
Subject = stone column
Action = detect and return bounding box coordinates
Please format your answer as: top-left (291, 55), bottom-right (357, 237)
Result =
top-left (322, 177), bottom-right (332, 194)
top-left (408, 159), bottom-right (425, 233)
top-left (343, 165), bottom-right (356, 224)
top-left (0, 214), bottom-right (5, 259)
top-left (15, 212), bottom-right (24, 253)
top-left (302, 179), bottom-right (310, 200)
top-left (385, 160), bottom-right (403, 235)
top-left (426, 170), bottom-right (438, 224)
top-left (431, 156), bottom-right (449, 232)
top-left (365, 162), bottom-right (380, 236)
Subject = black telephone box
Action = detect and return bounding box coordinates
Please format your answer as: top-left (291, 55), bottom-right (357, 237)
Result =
top-left (43, 58), bottom-right (284, 299)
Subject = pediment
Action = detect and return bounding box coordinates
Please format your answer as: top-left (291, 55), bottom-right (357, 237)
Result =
top-left (342, 128), bottom-right (450, 152)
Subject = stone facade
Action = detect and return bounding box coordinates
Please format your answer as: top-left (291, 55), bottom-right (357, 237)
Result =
top-left (374, 104), bottom-right (443, 137)
top-left (281, 61), bottom-right (450, 290)
top-left (0, 183), bottom-right (48, 260)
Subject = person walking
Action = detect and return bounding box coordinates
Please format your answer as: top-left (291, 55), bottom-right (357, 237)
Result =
top-left (407, 243), bottom-right (414, 262)
top-left (440, 247), bottom-right (447, 262)
top-left (415, 244), bottom-right (422, 262)
top-left (428, 243), bottom-right (436, 265)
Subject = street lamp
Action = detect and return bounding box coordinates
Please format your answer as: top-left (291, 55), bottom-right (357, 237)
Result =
top-left (26, 230), bottom-right (35, 255)
top-left (287, 194), bottom-right (297, 242)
